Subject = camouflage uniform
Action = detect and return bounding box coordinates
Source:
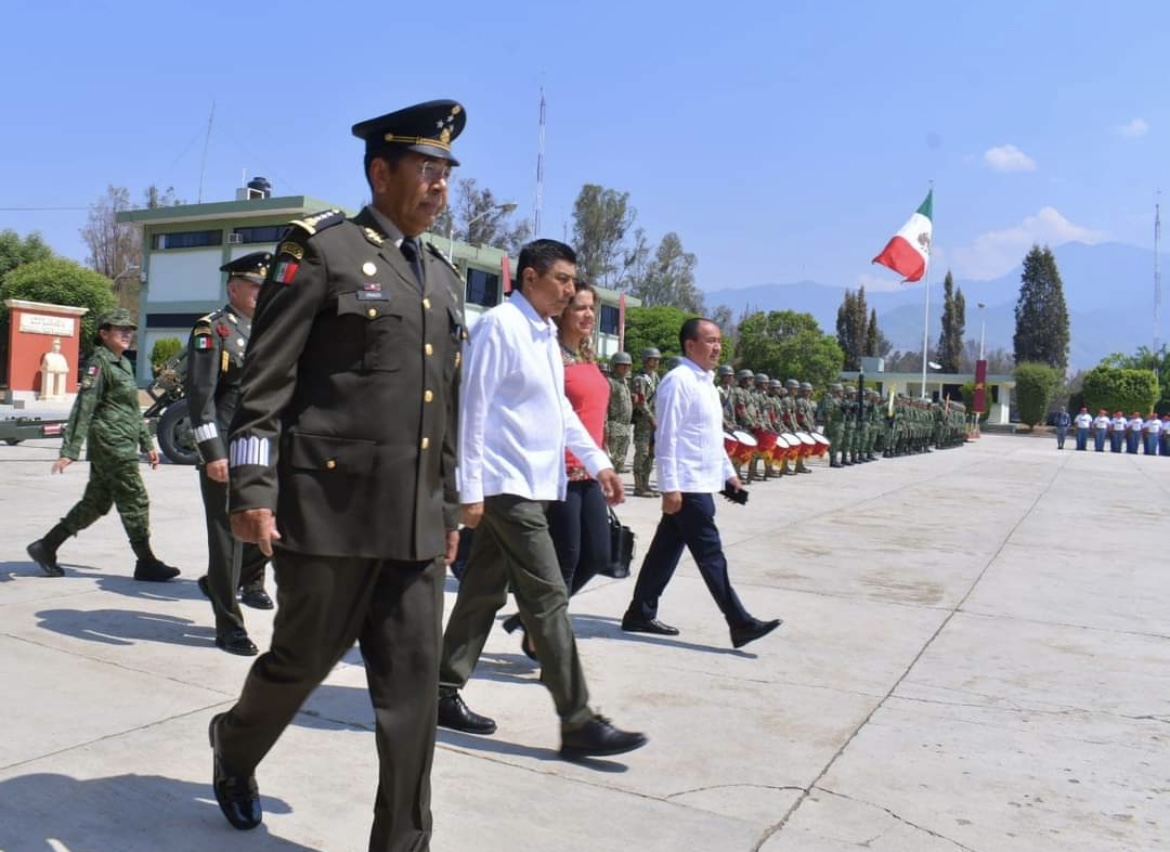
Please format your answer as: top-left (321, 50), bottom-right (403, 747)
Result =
top-left (26, 309), bottom-right (178, 581)
top-left (818, 383), bottom-right (846, 467)
top-left (605, 354), bottom-right (634, 473)
top-left (631, 349), bottom-right (660, 495)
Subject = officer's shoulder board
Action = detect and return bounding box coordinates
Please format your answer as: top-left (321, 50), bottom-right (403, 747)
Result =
top-left (192, 312), bottom-right (216, 351)
top-left (425, 241), bottom-right (465, 282)
top-left (270, 209), bottom-right (346, 286)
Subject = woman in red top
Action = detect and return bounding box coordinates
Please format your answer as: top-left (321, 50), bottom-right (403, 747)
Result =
top-left (504, 281), bottom-right (612, 657)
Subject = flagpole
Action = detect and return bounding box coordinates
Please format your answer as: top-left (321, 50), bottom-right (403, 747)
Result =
top-left (919, 180), bottom-right (934, 399)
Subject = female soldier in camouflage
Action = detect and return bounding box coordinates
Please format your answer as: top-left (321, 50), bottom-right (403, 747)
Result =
top-left (26, 309), bottom-right (179, 581)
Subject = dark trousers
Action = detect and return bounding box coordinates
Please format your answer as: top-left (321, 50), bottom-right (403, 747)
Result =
top-left (626, 492), bottom-right (751, 628)
top-left (217, 550), bottom-right (443, 852)
top-left (546, 479), bottom-right (610, 596)
top-left (1094, 429), bottom-right (1106, 451)
top-left (1075, 428), bottom-right (1088, 451)
top-left (199, 470), bottom-right (268, 635)
top-left (439, 495), bottom-right (592, 728)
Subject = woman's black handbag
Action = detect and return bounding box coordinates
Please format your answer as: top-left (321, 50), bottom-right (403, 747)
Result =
top-left (602, 508), bottom-right (635, 579)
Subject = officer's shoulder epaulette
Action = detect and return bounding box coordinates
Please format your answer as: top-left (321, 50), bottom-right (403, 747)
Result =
top-left (425, 241), bottom-right (465, 281)
top-left (286, 208), bottom-right (347, 239)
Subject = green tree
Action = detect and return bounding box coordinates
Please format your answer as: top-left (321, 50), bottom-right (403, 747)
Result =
top-left (622, 305), bottom-right (693, 361)
top-left (1, 259), bottom-right (117, 358)
top-left (571, 184), bottom-right (636, 288)
top-left (0, 229), bottom-right (55, 282)
top-left (864, 307), bottom-right (892, 358)
top-left (737, 310), bottom-right (844, 389)
top-left (937, 270), bottom-right (965, 373)
top-left (149, 337), bottom-right (184, 375)
top-left (1014, 362), bottom-right (1061, 430)
top-left (443, 178), bottom-right (530, 255)
top-left (710, 304), bottom-right (737, 364)
top-left (1081, 366), bottom-right (1159, 415)
top-left (631, 232), bottom-right (704, 313)
top-left (835, 287), bottom-right (868, 371)
top-left (1013, 245), bottom-right (1070, 372)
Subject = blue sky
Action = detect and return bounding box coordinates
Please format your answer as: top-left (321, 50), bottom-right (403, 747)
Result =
top-left (2, 1), bottom-right (1167, 296)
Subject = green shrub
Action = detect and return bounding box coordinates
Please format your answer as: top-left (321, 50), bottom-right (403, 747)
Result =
top-left (1014, 362), bottom-right (1061, 430)
top-left (1, 259), bottom-right (117, 358)
top-left (1081, 367), bottom-right (1159, 416)
top-left (150, 337), bottom-right (184, 374)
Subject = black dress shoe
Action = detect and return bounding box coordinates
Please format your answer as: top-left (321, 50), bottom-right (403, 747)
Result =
top-left (730, 617), bottom-right (783, 649)
top-left (197, 575), bottom-right (210, 598)
top-left (27, 540), bottom-right (64, 577)
top-left (437, 693), bottom-right (497, 735)
top-left (501, 614), bottom-right (538, 660)
top-left (134, 558), bottom-right (180, 582)
top-left (238, 588), bottom-right (274, 610)
top-left (215, 629), bottom-right (259, 657)
top-left (209, 713), bottom-right (262, 830)
top-left (560, 715), bottom-right (648, 759)
top-left (621, 615), bottom-right (680, 636)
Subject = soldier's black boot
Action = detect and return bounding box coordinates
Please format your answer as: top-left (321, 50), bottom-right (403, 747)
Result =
top-left (130, 538), bottom-right (180, 582)
top-left (27, 523), bottom-right (70, 577)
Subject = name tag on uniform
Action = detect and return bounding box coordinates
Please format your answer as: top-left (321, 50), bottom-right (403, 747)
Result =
top-left (357, 289), bottom-right (389, 301)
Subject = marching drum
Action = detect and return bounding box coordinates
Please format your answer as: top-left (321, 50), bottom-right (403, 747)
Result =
top-left (753, 428), bottom-right (779, 461)
top-left (794, 432), bottom-right (816, 458)
top-left (723, 431), bottom-right (740, 458)
top-left (811, 432), bottom-right (831, 458)
top-left (732, 430), bottom-right (757, 465)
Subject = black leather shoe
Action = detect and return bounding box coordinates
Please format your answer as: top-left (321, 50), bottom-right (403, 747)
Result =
top-left (215, 629), bottom-right (259, 657)
top-left (560, 715), bottom-right (648, 759)
top-left (437, 693), bottom-right (497, 735)
top-left (621, 615), bottom-right (680, 636)
top-left (134, 558), bottom-right (180, 582)
top-left (731, 617), bottom-right (783, 649)
top-left (209, 713), bottom-right (262, 830)
top-left (27, 540), bottom-right (64, 577)
top-left (197, 575), bottom-right (210, 598)
top-left (238, 588), bottom-right (274, 610)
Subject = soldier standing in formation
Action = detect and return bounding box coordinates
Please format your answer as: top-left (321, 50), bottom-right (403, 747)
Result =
top-left (605, 351), bottom-right (633, 473)
top-left (818, 383), bottom-right (845, 467)
top-left (26, 309), bottom-right (180, 582)
top-left (631, 347), bottom-right (661, 496)
top-left (185, 252), bottom-right (274, 658)
top-left (209, 100), bottom-right (465, 848)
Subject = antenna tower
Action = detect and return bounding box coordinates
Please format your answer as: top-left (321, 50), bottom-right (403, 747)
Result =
top-left (533, 88), bottom-right (545, 237)
top-left (197, 101), bottom-right (216, 204)
top-left (1156, 198), bottom-right (1163, 354)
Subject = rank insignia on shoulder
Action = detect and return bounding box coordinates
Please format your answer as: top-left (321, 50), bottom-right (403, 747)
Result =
top-left (426, 242), bottom-right (464, 280)
top-left (194, 334), bottom-right (213, 350)
top-left (278, 241), bottom-right (305, 261)
top-left (288, 208), bottom-right (346, 237)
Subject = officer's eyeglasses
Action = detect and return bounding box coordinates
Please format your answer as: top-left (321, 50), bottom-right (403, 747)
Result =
top-left (417, 161), bottom-right (453, 184)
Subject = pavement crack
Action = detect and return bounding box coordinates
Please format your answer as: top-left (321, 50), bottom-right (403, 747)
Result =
top-left (665, 783), bottom-right (808, 801)
top-left (813, 787), bottom-right (981, 852)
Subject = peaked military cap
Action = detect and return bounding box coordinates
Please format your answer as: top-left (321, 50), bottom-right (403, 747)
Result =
top-left (352, 99), bottom-right (466, 166)
top-left (97, 308), bottom-right (137, 329)
top-left (221, 251), bottom-right (272, 284)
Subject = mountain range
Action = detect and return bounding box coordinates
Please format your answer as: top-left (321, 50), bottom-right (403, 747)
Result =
top-left (705, 242), bottom-right (1159, 370)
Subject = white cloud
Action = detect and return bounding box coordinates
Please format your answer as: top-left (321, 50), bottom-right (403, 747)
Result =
top-left (951, 207), bottom-right (1107, 280)
top-left (983, 144), bottom-right (1037, 173)
top-left (1115, 118), bottom-right (1149, 138)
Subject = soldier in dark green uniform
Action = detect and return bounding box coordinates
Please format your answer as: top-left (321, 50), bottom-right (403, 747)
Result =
top-left (186, 252), bottom-right (273, 657)
top-left (818, 383), bottom-right (846, 468)
top-left (605, 351), bottom-right (633, 473)
top-left (26, 309), bottom-right (179, 582)
top-left (631, 347), bottom-right (660, 496)
top-left (207, 101), bottom-right (465, 850)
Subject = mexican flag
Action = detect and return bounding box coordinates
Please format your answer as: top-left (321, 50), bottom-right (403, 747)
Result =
top-left (872, 190), bottom-right (933, 283)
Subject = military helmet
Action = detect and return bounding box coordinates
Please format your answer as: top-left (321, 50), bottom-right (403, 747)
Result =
top-left (830, 382), bottom-right (843, 392)
top-left (97, 308), bottom-right (137, 330)
top-left (611, 351), bottom-right (633, 366)
top-left (754, 372), bottom-right (769, 384)
top-left (641, 347), bottom-right (661, 360)
top-left (736, 368), bottom-right (754, 380)
top-left (785, 378), bottom-right (799, 388)
top-left (769, 379), bottom-right (783, 388)
top-left (800, 382), bottom-right (813, 391)
top-left (717, 364), bottom-right (735, 376)
top-left (844, 385), bottom-right (856, 394)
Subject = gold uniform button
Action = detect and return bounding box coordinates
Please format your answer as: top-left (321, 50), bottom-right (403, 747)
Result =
top-left (420, 437), bottom-right (430, 450)
top-left (367, 308), bottom-right (377, 318)
top-left (424, 390), bottom-right (434, 403)
top-left (425, 343), bottom-right (433, 356)
top-left (325, 459), bottom-right (337, 470)
top-left (422, 297), bottom-right (431, 309)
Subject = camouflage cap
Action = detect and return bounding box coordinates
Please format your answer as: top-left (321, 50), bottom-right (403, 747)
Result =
top-left (611, 351), bottom-right (633, 366)
top-left (97, 308), bottom-right (137, 329)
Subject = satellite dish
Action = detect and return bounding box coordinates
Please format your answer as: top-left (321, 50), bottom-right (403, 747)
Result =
top-left (928, 361), bottom-right (943, 370)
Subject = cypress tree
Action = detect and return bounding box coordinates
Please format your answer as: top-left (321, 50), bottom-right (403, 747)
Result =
top-left (1013, 245), bottom-right (1070, 373)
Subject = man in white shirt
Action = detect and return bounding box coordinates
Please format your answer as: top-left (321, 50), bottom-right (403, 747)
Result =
top-left (1144, 413), bottom-right (1162, 455)
top-left (621, 318), bottom-right (782, 649)
top-left (1127, 412), bottom-right (1144, 454)
top-left (437, 239), bottom-right (647, 760)
top-left (1073, 407), bottom-right (1092, 451)
top-left (1110, 411), bottom-right (1126, 453)
top-left (1093, 409), bottom-right (1110, 452)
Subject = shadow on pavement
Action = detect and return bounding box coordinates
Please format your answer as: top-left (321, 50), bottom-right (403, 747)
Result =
top-left (569, 613), bottom-right (756, 657)
top-left (437, 729), bottom-right (631, 773)
top-left (0, 772), bottom-right (315, 852)
top-left (34, 607), bottom-right (216, 648)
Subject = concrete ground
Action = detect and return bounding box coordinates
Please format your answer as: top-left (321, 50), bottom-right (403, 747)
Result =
top-left (0, 434), bottom-right (1166, 851)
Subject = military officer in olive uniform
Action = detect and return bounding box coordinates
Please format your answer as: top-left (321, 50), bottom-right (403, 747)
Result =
top-left (207, 101), bottom-right (465, 851)
top-left (186, 252), bottom-right (274, 657)
top-left (605, 351), bottom-right (634, 472)
top-left (631, 347), bottom-right (660, 495)
top-left (26, 309), bottom-right (180, 582)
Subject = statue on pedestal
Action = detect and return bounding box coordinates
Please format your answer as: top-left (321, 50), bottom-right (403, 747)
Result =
top-left (40, 338), bottom-right (69, 401)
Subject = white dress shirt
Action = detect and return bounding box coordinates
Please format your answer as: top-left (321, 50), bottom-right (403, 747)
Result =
top-left (654, 357), bottom-right (736, 494)
top-left (457, 290), bottom-right (610, 504)
top-left (1075, 412), bottom-right (1093, 429)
